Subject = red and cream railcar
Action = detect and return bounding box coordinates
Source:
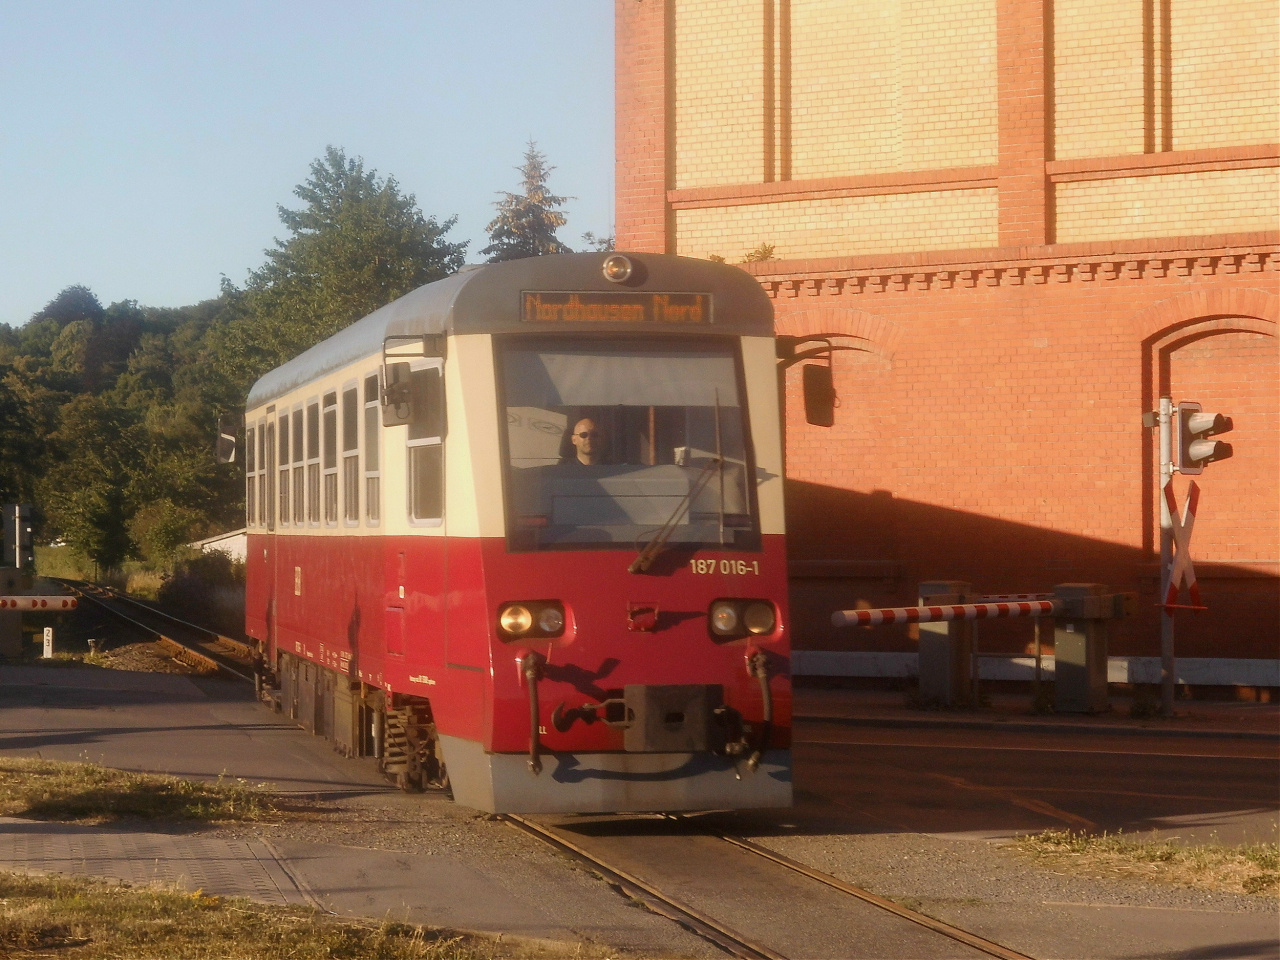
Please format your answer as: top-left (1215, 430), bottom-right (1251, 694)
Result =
top-left (243, 253), bottom-right (791, 813)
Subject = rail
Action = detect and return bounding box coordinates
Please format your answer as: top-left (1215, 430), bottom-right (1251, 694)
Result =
top-left (507, 813), bottom-right (1037, 960)
top-left (60, 580), bottom-right (254, 682)
top-left (503, 815), bottom-right (784, 960)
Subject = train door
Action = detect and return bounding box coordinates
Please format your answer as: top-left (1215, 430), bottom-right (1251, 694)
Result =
top-left (394, 358), bottom-right (450, 674)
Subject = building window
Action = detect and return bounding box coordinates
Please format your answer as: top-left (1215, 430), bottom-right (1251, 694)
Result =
top-left (323, 392), bottom-right (338, 525)
top-left (307, 403), bottom-right (320, 524)
top-left (407, 366), bottom-right (444, 523)
top-left (342, 386), bottom-right (359, 523)
top-left (364, 374), bottom-right (380, 523)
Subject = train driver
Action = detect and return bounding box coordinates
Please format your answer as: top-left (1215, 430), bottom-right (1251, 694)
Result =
top-left (569, 418), bottom-right (604, 465)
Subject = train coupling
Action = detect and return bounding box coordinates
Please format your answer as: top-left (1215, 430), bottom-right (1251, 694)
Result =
top-left (550, 684), bottom-right (768, 765)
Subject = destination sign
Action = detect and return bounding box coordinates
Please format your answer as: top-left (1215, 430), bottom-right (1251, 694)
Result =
top-left (521, 291), bottom-right (711, 324)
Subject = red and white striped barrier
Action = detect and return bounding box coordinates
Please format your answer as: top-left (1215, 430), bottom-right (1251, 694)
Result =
top-left (832, 599), bottom-right (1058, 628)
top-left (0, 596), bottom-right (78, 610)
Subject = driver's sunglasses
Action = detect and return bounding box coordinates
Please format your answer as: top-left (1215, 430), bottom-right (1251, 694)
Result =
top-left (575, 430), bottom-right (600, 438)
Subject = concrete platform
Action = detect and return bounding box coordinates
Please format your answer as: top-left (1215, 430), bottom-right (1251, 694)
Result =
top-left (0, 817), bottom-right (314, 906)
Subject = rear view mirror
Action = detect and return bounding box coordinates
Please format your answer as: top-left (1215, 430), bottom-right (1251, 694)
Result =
top-left (802, 364), bottom-right (836, 427)
top-left (215, 416), bottom-right (238, 463)
top-left (382, 362), bottom-right (411, 425)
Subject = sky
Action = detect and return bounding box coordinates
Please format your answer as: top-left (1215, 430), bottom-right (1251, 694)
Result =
top-left (0, 1), bottom-right (615, 327)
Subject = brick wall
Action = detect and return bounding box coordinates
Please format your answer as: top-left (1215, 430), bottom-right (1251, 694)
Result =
top-left (614, 0), bottom-right (1280, 661)
top-left (1170, 0), bottom-right (1279, 150)
top-left (768, 255), bottom-right (1279, 659)
top-left (1056, 168), bottom-right (1280, 243)
top-left (675, 188), bottom-right (1000, 261)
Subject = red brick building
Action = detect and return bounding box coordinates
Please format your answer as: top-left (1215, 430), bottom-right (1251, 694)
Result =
top-left (614, 0), bottom-right (1278, 665)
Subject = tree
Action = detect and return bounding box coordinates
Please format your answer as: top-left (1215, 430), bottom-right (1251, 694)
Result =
top-left (0, 366), bottom-right (39, 504)
top-left (215, 146), bottom-right (467, 387)
top-left (481, 142), bottom-right (573, 261)
top-left (38, 394), bottom-right (143, 569)
top-left (581, 231), bottom-right (614, 252)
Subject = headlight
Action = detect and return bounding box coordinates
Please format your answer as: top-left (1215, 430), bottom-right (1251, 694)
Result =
top-left (743, 601), bottom-right (776, 635)
top-left (602, 254), bottom-right (633, 283)
top-left (499, 604), bottom-right (533, 636)
top-left (537, 606), bottom-right (565, 634)
top-left (498, 601), bottom-right (566, 641)
top-left (710, 601), bottom-right (740, 636)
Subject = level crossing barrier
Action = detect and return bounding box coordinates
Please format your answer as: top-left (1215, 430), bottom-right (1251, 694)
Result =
top-left (832, 583), bottom-right (1133, 713)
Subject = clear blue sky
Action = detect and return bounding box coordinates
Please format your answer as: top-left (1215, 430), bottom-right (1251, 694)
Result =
top-left (0, 1), bottom-right (615, 326)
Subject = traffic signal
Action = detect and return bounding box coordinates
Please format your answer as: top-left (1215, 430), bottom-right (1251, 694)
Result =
top-left (1174, 401), bottom-right (1233, 475)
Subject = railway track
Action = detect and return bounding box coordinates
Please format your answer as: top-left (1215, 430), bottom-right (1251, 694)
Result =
top-left (505, 813), bottom-right (1036, 960)
top-left (60, 580), bottom-right (1033, 957)
top-left (58, 579), bottom-right (257, 682)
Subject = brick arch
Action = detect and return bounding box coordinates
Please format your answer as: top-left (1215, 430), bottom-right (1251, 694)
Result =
top-left (1129, 288), bottom-right (1278, 346)
top-left (772, 304), bottom-right (903, 361)
top-left (1133, 287), bottom-right (1278, 557)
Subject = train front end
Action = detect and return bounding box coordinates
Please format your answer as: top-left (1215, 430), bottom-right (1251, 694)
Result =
top-left (435, 254), bottom-right (791, 813)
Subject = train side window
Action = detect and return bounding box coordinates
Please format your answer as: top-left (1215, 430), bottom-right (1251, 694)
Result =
top-left (292, 408), bottom-right (304, 523)
top-left (278, 414), bottom-right (291, 525)
top-left (245, 425), bottom-right (256, 526)
top-left (342, 386), bottom-right (359, 524)
top-left (306, 403), bottom-right (320, 524)
top-left (257, 420), bottom-right (268, 528)
top-left (407, 365), bottom-right (443, 523)
top-left (323, 392), bottom-right (338, 525)
top-left (363, 374), bottom-right (381, 524)
top-left (264, 419), bottom-right (276, 532)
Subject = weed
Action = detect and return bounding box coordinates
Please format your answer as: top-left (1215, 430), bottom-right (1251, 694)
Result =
top-left (1012, 829), bottom-right (1280, 896)
top-left (0, 871), bottom-right (534, 959)
top-left (0, 758), bottom-right (285, 823)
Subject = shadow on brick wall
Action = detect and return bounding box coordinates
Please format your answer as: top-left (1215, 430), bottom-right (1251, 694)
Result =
top-left (785, 480), bottom-right (1279, 659)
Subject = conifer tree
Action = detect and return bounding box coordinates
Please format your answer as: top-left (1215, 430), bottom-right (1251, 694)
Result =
top-left (481, 142), bottom-right (573, 261)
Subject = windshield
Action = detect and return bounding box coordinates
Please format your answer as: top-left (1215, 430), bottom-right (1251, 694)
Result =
top-left (500, 337), bottom-right (759, 552)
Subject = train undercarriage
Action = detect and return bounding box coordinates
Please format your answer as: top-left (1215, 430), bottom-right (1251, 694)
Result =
top-left (265, 649), bottom-right (448, 793)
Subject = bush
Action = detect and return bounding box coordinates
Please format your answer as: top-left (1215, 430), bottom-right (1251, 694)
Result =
top-left (157, 551), bottom-right (245, 635)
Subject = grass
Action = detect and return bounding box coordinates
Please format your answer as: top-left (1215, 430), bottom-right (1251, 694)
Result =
top-left (0, 871), bottom-right (526, 960)
top-left (1013, 828), bottom-right (1279, 896)
top-left (0, 758), bottom-right (290, 824)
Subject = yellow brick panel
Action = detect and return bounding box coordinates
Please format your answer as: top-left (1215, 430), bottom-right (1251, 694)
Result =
top-left (1170, 0), bottom-right (1280, 150)
top-left (1055, 168), bottom-right (1280, 242)
top-left (790, 0), bottom-right (901, 177)
top-left (897, 0), bottom-right (998, 171)
top-left (1054, 0), bottom-right (1146, 159)
top-left (674, 0), bottom-right (767, 189)
top-left (675, 189), bottom-right (999, 260)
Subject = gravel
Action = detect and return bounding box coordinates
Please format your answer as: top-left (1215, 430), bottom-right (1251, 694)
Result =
top-left (750, 829), bottom-right (1280, 915)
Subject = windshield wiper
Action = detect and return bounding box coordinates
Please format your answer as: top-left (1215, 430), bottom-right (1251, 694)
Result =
top-left (628, 454), bottom-right (722, 574)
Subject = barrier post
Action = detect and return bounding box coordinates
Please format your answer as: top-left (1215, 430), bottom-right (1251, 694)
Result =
top-left (0, 567), bottom-right (20, 659)
top-left (1033, 617), bottom-right (1053, 709)
top-left (1053, 583), bottom-right (1110, 713)
top-left (917, 581), bottom-right (973, 706)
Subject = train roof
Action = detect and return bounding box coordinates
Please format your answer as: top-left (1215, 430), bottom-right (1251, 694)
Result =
top-left (246, 253), bottom-right (774, 409)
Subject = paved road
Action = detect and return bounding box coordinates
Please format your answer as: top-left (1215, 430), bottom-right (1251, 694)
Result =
top-left (1, 664), bottom-right (1276, 959)
top-left (788, 717), bottom-right (1279, 844)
